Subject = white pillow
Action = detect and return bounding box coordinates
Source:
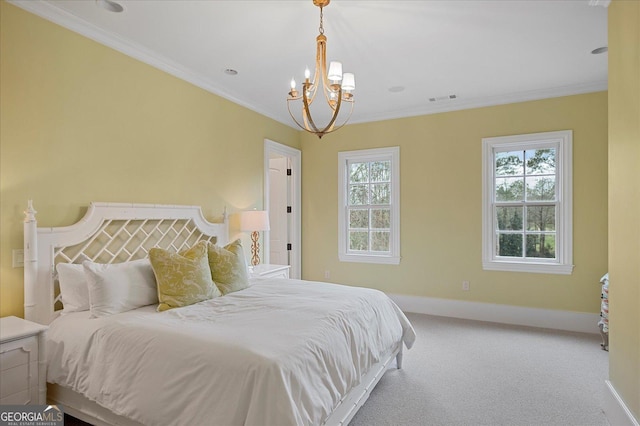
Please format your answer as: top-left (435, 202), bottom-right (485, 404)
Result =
top-left (83, 259), bottom-right (158, 318)
top-left (56, 263), bottom-right (90, 314)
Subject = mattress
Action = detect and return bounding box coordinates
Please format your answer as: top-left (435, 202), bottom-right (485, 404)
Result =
top-left (46, 278), bottom-right (415, 426)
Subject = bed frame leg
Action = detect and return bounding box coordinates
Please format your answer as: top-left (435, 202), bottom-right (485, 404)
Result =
top-left (396, 346), bottom-right (403, 369)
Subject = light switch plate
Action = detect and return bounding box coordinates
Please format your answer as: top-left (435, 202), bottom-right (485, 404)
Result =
top-left (12, 249), bottom-right (24, 268)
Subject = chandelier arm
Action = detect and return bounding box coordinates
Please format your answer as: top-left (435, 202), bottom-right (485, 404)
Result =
top-left (302, 107), bottom-right (312, 132)
top-left (287, 99), bottom-right (312, 131)
top-left (318, 36), bottom-right (335, 100)
top-left (318, 87), bottom-right (342, 135)
top-left (315, 99), bottom-right (354, 138)
top-left (322, 89), bottom-right (342, 134)
top-left (310, 34), bottom-right (326, 105)
top-left (289, 100), bottom-right (354, 138)
top-left (322, 100), bottom-right (354, 134)
top-left (307, 81), bottom-right (319, 105)
top-left (302, 83), bottom-right (322, 134)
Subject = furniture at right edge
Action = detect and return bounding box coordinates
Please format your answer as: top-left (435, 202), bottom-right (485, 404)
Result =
top-left (598, 273), bottom-right (609, 351)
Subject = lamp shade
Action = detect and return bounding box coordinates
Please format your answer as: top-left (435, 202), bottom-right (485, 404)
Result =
top-left (240, 210), bottom-right (270, 232)
top-left (327, 61), bottom-right (343, 81)
top-left (342, 73), bottom-right (355, 91)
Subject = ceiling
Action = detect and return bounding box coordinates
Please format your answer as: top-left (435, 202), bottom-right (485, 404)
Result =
top-left (10, 0), bottom-right (609, 129)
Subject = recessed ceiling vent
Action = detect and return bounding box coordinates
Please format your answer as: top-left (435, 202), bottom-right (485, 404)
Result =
top-left (428, 94), bottom-right (457, 102)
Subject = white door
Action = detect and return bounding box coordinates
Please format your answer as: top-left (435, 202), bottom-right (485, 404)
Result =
top-left (269, 156), bottom-right (289, 266)
top-left (264, 140), bottom-right (301, 279)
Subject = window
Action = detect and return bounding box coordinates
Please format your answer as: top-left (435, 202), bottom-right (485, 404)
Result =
top-left (338, 147), bottom-right (400, 264)
top-left (482, 130), bottom-right (573, 274)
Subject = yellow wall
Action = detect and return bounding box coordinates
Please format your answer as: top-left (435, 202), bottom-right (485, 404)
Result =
top-left (301, 92), bottom-right (608, 314)
top-left (608, 0), bottom-right (640, 420)
top-left (0, 2), bottom-right (300, 317)
top-left (0, 1), bottom-right (611, 321)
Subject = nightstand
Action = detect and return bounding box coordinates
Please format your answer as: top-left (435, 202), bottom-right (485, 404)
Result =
top-left (0, 316), bottom-right (48, 405)
top-left (250, 264), bottom-right (291, 279)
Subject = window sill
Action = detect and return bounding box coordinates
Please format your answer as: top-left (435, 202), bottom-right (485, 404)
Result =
top-left (339, 254), bottom-right (401, 265)
top-left (483, 260), bottom-right (574, 275)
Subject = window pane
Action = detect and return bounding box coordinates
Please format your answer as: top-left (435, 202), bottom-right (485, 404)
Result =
top-left (371, 209), bottom-right (391, 229)
top-left (498, 233), bottom-right (523, 257)
top-left (526, 148), bottom-right (556, 175)
top-left (527, 206), bottom-right (555, 231)
top-left (526, 176), bottom-right (555, 201)
top-left (371, 183), bottom-right (390, 204)
top-left (349, 209), bottom-right (369, 229)
top-left (349, 162), bottom-right (368, 183)
top-left (495, 151), bottom-right (524, 176)
top-left (495, 177), bottom-right (524, 202)
top-left (371, 231), bottom-right (390, 252)
top-left (349, 231), bottom-right (368, 251)
top-left (370, 161), bottom-right (390, 182)
top-left (349, 184), bottom-right (369, 205)
top-left (496, 206), bottom-right (523, 230)
top-left (526, 234), bottom-right (556, 258)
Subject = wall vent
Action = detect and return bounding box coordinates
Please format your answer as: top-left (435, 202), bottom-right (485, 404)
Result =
top-left (429, 94), bottom-right (457, 102)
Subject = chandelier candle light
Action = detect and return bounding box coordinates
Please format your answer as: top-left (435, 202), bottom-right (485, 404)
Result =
top-left (240, 210), bottom-right (271, 266)
top-left (287, 0), bottom-right (355, 138)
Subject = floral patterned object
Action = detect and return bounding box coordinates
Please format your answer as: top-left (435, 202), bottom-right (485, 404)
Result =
top-left (207, 240), bottom-right (250, 295)
top-left (150, 241), bottom-right (221, 311)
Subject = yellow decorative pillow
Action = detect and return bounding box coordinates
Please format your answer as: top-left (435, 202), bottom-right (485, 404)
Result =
top-left (149, 241), bottom-right (221, 312)
top-left (208, 240), bottom-right (249, 295)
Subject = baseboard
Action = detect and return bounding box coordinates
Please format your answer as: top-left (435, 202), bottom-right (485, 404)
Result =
top-left (388, 294), bottom-right (600, 334)
top-left (604, 380), bottom-right (640, 426)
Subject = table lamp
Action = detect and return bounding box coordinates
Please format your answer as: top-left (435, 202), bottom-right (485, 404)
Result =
top-left (240, 210), bottom-right (270, 266)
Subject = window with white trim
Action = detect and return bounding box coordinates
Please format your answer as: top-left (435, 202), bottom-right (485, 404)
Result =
top-left (338, 147), bottom-right (400, 264)
top-left (482, 130), bottom-right (573, 274)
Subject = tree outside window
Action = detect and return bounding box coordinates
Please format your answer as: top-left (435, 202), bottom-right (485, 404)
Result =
top-left (495, 148), bottom-right (557, 259)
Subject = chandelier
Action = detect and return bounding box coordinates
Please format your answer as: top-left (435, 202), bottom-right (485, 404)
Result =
top-left (287, 0), bottom-right (355, 139)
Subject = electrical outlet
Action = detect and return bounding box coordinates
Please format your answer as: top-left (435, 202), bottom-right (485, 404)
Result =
top-left (12, 249), bottom-right (24, 268)
top-left (324, 270), bottom-right (330, 279)
top-left (462, 280), bottom-right (470, 291)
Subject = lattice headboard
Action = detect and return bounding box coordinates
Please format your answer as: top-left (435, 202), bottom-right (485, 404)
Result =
top-left (23, 201), bottom-right (228, 325)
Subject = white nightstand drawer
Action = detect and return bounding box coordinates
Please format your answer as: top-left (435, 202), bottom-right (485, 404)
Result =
top-left (0, 335), bottom-right (38, 370)
top-left (267, 270), bottom-right (289, 279)
top-left (0, 316), bottom-right (48, 405)
top-left (251, 264), bottom-right (291, 279)
top-left (1, 362), bottom-right (37, 399)
top-left (1, 389), bottom-right (30, 405)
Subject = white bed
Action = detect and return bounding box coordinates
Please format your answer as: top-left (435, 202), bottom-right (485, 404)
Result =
top-left (23, 201), bottom-right (415, 426)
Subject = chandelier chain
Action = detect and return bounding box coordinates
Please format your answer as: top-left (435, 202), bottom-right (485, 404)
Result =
top-left (319, 6), bottom-right (324, 35)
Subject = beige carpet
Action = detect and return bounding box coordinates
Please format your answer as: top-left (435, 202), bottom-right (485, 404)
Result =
top-left (350, 313), bottom-right (609, 426)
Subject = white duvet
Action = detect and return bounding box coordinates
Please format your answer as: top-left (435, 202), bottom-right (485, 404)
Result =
top-left (46, 279), bottom-right (415, 426)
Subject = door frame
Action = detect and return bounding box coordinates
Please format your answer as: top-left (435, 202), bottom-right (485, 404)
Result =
top-left (264, 139), bottom-right (301, 279)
